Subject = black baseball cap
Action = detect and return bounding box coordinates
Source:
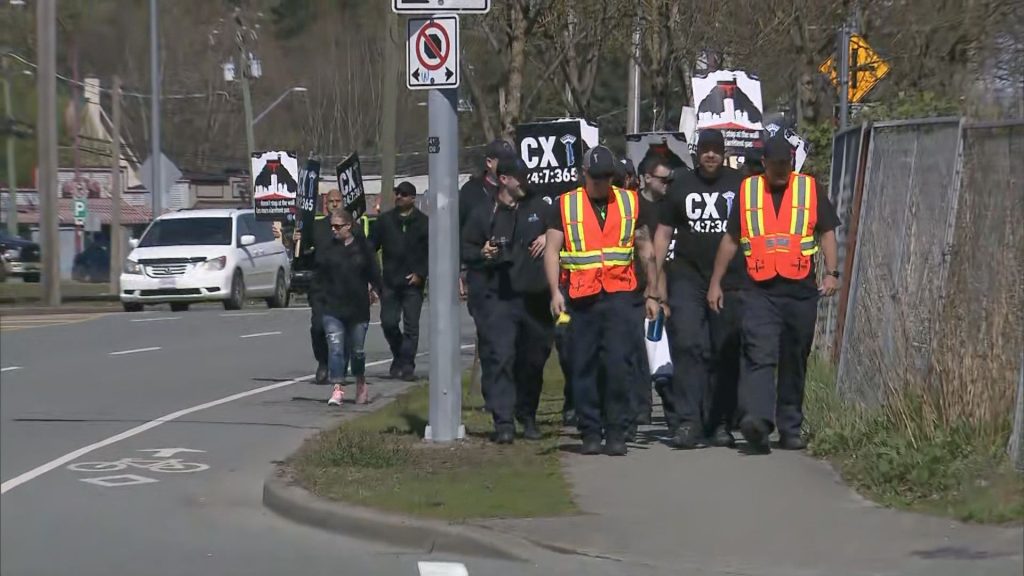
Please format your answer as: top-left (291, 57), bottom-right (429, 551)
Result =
top-left (584, 145), bottom-right (617, 179)
top-left (394, 181), bottom-right (417, 197)
top-left (696, 129), bottom-right (726, 153)
top-left (763, 135), bottom-right (794, 162)
top-left (619, 158), bottom-right (636, 176)
top-left (485, 139), bottom-right (514, 159)
top-left (496, 155), bottom-right (529, 181)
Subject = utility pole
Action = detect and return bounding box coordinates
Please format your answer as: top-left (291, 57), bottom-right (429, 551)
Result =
top-left (837, 21), bottom-right (852, 131)
top-left (110, 76), bottom-right (123, 295)
top-left (149, 0), bottom-right (162, 217)
top-left (626, 6), bottom-right (642, 134)
top-left (37, 0), bottom-right (60, 305)
top-left (235, 10), bottom-right (257, 202)
top-left (3, 56), bottom-right (17, 236)
top-left (424, 87), bottom-right (463, 443)
top-left (379, 11), bottom-right (400, 212)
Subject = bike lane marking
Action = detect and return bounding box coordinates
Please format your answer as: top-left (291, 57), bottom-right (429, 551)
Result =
top-left (0, 372), bottom-right (313, 495)
top-left (109, 346), bottom-right (162, 356)
top-left (1, 345), bottom-right (474, 495)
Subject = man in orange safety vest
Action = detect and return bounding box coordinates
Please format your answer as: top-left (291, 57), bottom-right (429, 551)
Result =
top-left (707, 135), bottom-right (840, 452)
top-left (544, 145), bottom-right (658, 456)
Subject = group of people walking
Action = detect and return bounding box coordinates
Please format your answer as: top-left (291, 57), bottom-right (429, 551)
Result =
top-left (295, 128), bottom-right (840, 457)
top-left (463, 129), bottom-right (839, 456)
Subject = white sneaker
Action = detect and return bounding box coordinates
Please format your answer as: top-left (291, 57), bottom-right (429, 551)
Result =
top-left (327, 384), bottom-right (343, 406)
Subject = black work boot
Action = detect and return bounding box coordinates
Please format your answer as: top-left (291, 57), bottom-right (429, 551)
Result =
top-left (581, 435), bottom-right (603, 455)
top-left (624, 423), bottom-right (638, 443)
top-left (315, 363), bottom-right (328, 385)
top-left (604, 434), bottom-right (628, 456)
top-left (710, 424), bottom-right (736, 448)
top-left (779, 435), bottom-right (807, 451)
top-left (520, 418), bottom-right (543, 441)
top-left (671, 424), bottom-right (701, 449)
top-left (740, 416), bottom-right (771, 453)
top-left (494, 425), bottom-right (515, 445)
top-left (388, 361), bottom-right (401, 379)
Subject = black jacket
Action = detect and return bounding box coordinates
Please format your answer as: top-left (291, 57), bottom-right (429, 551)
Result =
top-left (371, 207), bottom-right (429, 289)
top-left (459, 173), bottom-right (498, 231)
top-left (461, 194), bottom-right (548, 298)
top-left (315, 234), bottom-right (382, 323)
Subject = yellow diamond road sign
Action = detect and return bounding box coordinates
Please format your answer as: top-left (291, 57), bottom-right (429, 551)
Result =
top-left (819, 34), bottom-right (891, 103)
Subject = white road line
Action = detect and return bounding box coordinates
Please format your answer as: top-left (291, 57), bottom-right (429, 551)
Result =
top-left (418, 562), bottom-right (469, 576)
top-left (220, 312), bottom-right (269, 317)
top-left (0, 343), bottom-right (475, 496)
top-left (1, 366), bottom-right (23, 373)
top-left (109, 347), bottom-right (162, 356)
top-left (130, 316), bottom-right (181, 323)
top-left (240, 331), bottom-right (282, 339)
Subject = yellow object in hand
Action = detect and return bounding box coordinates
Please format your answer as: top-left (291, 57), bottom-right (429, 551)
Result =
top-left (556, 312), bottom-right (571, 326)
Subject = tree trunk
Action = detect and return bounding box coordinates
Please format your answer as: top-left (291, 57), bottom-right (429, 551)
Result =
top-left (501, 0), bottom-right (528, 139)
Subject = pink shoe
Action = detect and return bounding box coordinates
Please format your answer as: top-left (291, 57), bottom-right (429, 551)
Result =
top-left (327, 384), bottom-right (344, 406)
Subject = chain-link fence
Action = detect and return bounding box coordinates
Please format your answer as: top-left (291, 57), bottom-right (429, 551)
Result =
top-left (816, 124), bottom-right (869, 358)
top-left (832, 118), bottom-right (1024, 470)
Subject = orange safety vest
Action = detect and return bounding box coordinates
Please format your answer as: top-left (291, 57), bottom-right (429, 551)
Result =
top-left (558, 186), bottom-right (638, 299)
top-left (738, 173), bottom-right (819, 282)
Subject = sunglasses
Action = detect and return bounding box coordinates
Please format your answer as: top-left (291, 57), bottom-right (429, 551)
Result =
top-left (331, 223), bottom-right (352, 230)
top-left (396, 191), bottom-right (415, 198)
top-left (648, 173), bottom-right (673, 183)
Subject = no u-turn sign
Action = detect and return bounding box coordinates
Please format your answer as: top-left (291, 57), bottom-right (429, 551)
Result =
top-left (407, 15), bottom-right (459, 90)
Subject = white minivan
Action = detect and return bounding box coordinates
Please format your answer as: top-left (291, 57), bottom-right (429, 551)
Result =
top-left (120, 209), bottom-right (291, 312)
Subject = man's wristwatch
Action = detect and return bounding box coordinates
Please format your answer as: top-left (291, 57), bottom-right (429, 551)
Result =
top-left (827, 270), bottom-right (840, 279)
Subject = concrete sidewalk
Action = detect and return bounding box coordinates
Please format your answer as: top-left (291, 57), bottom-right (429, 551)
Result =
top-left (479, 426), bottom-right (1024, 576)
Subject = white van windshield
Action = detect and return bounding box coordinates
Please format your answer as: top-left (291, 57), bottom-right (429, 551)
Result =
top-left (138, 217), bottom-right (233, 247)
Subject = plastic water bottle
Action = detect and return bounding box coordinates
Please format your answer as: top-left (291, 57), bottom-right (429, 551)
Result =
top-left (646, 308), bottom-right (664, 342)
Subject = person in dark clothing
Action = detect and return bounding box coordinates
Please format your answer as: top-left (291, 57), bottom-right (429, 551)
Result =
top-left (372, 181), bottom-right (429, 380)
top-left (293, 189), bottom-right (344, 384)
top-left (637, 157), bottom-right (676, 428)
top-left (462, 156), bottom-right (553, 444)
top-left (317, 209), bottom-right (383, 407)
top-left (459, 139), bottom-right (514, 230)
top-left (546, 146), bottom-right (657, 456)
top-left (653, 129), bottom-right (747, 449)
top-left (709, 135), bottom-right (840, 452)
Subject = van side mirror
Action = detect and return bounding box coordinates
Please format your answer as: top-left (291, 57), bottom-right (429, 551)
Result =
top-left (129, 238), bottom-right (139, 248)
top-left (240, 234), bottom-right (256, 247)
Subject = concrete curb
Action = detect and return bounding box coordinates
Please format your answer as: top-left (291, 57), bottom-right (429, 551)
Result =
top-left (262, 469), bottom-right (534, 561)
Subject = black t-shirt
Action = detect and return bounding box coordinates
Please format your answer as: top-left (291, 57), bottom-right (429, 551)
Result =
top-left (660, 166), bottom-right (748, 289)
top-left (727, 176), bottom-right (841, 298)
top-left (636, 192), bottom-right (664, 293)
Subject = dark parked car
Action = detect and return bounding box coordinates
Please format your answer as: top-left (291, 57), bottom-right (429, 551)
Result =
top-left (0, 232), bottom-right (41, 283)
top-left (72, 241), bottom-right (111, 283)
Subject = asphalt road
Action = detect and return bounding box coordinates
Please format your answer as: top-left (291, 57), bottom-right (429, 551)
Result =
top-left (0, 302), bottom-right (649, 576)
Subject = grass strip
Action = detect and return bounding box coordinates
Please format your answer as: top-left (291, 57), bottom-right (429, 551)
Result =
top-left (805, 357), bottom-right (1024, 523)
top-left (290, 357), bottom-right (577, 521)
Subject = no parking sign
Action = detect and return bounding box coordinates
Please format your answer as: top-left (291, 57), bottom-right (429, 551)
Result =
top-left (407, 15), bottom-right (459, 90)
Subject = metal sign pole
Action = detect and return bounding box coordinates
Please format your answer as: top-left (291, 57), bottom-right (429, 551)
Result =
top-left (424, 87), bottom-right (463, 442)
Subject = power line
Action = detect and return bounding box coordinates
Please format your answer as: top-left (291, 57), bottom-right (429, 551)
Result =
top-left (3, 51), bottom-right (231, 100)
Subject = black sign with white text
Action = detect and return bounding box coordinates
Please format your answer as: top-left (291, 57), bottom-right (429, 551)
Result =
top-left (336, 153), bottom-right (366, 219)
top-left (515, 121), bottom-right (585, 202)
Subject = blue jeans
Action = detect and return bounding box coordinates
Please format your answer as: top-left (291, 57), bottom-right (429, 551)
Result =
top-left (321, 315), bottom-right (368, 384)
